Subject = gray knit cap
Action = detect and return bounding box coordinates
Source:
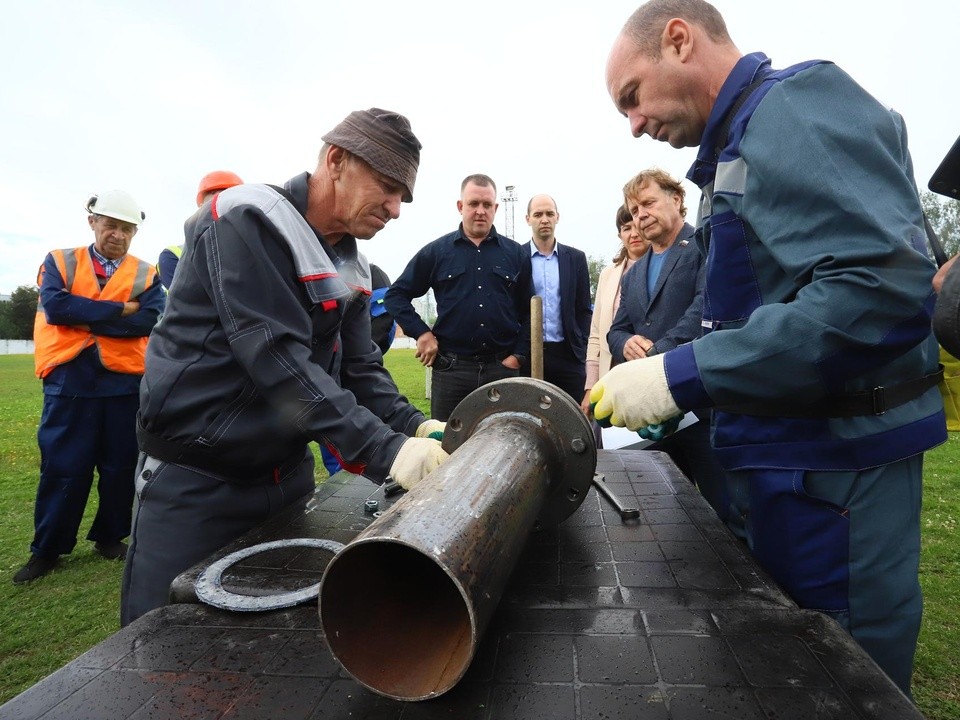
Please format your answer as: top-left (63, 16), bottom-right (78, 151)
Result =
top-left (322, 108), bottom-right (422, 202)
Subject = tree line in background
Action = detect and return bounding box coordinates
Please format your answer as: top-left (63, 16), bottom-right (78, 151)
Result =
top-left (922, 191), bottom-right (960, 259)
top-left (0, 193), bottom-right (956, 339)
top-left (0, 285), bottom-right (38, 340)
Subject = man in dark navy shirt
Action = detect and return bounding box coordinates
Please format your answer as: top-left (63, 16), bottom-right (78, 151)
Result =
top-left (385, 174), bottom-right (531, 420)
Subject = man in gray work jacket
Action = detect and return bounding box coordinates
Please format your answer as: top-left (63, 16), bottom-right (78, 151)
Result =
top-left (122, 108), bottom-right (447, 625)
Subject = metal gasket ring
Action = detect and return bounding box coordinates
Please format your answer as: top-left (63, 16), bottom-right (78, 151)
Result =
top-left (195, 538), bottom-right (344, 611)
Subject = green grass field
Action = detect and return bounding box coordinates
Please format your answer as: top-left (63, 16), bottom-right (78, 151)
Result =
top-left (0, 350), bottom-right (957, 718)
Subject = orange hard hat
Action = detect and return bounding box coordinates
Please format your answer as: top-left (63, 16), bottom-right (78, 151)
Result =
top-left (196, 170), bottom-right (243, 206)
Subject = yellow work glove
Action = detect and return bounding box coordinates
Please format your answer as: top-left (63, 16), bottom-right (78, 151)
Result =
top-left (416, 419), bottom-right (446, 441)
top-left (589, 354), bottom-right (681, 431)
top-left (389, 437), bottom-right (449, 490)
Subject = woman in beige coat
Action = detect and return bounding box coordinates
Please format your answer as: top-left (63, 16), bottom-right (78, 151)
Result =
top-left (580, 204), bottom-right (651, 415)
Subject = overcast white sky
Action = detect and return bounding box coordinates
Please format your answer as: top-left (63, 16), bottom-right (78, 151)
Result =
top-left (1, 0), bottom-right (956, 294)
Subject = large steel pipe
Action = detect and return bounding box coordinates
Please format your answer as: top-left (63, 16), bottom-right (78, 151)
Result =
top-left (319, 377), bottom-right (596, 701)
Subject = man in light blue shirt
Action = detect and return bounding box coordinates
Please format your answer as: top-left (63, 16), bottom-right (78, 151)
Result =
top-left (527, 194), bottom-right (592, 402)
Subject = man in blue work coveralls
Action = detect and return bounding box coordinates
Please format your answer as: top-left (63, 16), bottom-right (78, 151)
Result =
top-left (597, 0), bottom-right (946, 697)
top-left (15, 189), bottom-right (164, 584)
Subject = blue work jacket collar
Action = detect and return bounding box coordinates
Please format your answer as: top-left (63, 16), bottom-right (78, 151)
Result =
top-left (688, 52), bottom-right (772, 187)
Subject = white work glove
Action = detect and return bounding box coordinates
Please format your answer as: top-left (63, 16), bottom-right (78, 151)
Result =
top-left (415, 419), bottom-right (446, 441)
top-left (589, 354), bottom-right (681, 431)
top-left (389, 437), bottom-right (449, 490)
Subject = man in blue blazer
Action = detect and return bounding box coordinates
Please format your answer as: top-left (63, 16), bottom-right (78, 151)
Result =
top-left (607, 169), bottom-right (730, 526)
top-left (607, 223), bottom-right (703, 361)
top-left (526, 194), bottom-right (593, 402)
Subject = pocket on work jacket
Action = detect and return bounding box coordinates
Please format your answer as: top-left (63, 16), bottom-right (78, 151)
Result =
top-left (702, 210), bottom-right (763, 328)
top-left (747, 467), bottom-right (850, 613)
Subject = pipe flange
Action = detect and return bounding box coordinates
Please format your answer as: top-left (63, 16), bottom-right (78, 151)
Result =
top-left (195, 538), bottom-right (344, 611)
top-left (442, 377), bottom-right (597, 527)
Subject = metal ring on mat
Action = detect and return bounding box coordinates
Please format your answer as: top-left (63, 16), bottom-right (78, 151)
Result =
top-left (195, 538), bottom-right (344, 611)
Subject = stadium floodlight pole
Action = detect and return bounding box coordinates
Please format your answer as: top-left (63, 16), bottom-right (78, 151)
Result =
top-left (501, 184), bottom-right (518, 239)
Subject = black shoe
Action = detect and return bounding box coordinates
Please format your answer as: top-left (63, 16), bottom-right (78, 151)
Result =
top-left (94, 541), bottom-right (128, 561)
top-left (12, 555), bottom-right (58, 584)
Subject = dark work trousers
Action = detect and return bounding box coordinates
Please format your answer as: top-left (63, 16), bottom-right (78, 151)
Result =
top-left (120, 447), bottom-right (316, 626)
top-left (541, 341), bottom-right (587, 405)
top-left (729, 458), bottom-right (923, 697)
top-left (430, 353), bottom-right (519, 421)
top-left (648, 417), bottom-right (732, 532)
top-left (32, 393), bottom-right (139, 559)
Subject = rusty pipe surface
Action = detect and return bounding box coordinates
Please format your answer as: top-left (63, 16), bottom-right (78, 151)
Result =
top-left (319, 378), bottom-right (596, 701)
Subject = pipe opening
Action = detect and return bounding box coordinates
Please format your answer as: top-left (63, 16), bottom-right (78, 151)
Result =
top-left (320, 541), bottom-right (474, 700)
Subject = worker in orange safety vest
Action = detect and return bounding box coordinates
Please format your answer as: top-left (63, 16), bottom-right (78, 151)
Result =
top-left (14, 189), bottom-right (164, 584)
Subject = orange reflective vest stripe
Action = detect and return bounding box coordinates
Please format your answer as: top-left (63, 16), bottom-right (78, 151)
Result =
top-left (33, 248), bottom-right (157, 378)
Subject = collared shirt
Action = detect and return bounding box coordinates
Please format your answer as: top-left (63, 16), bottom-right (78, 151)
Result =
top-left (91, 245), bottom-right (124, 279)
top-left (385, 224), bottom-right (531, 357)
top-left (90, 245), bottom-right (126, 288)
top-left (530, 239), bottom-right (563, 343)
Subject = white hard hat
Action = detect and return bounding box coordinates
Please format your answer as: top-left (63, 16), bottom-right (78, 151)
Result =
top-left (85, 189), bottom-right (145, 225)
